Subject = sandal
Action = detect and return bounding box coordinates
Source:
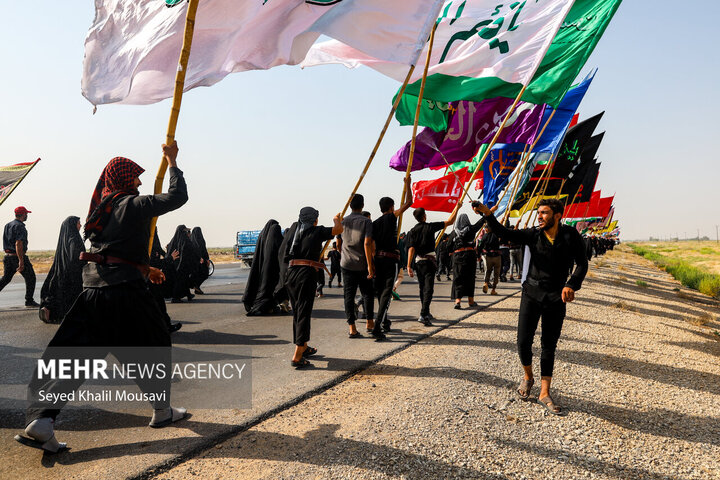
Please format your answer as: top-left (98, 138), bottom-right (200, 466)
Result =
top-left (348, 332), bottom-right (363, 339)
top-left (468, 302), bottom-right (479, 308)
top-left (538, 395), bottom-right (566, 416)
top-left (517, 378), bottom-right (534, 400)
top-left (291, 358), bottom-right (312, 369)
top-left (302, 346), bottom-right (318, 357)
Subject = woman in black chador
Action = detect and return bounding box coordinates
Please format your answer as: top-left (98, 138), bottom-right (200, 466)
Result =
top-left (166, 224), bottom-right (199, 302)
top-left (283, 207), bottom-right (342, 369)
top-left (190, 226), bottom-right (210, 294)
top-left (38, 216), bottom-right (86, 324)
top-left (149, 230), bottom-right (181, 332)
top-left (243, 219), bottom-right (284, 316)
top-left (449, 213), bottom-right (485, 309)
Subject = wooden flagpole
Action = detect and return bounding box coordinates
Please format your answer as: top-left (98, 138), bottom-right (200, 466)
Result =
top-left (0, 159), bottom-right (40, 208)
top-left (497, 144), bottom-right (530, 224)
top-left (148, 0), bottom-right (200, 255)
top-left (514, 151), bottom-right (554, 227)
top-left (397, 22), bottom-right (439, 240)
top-left (317, 63), bottom-right (419, 260)
top-left (435, 84), bottom-right (528, 248)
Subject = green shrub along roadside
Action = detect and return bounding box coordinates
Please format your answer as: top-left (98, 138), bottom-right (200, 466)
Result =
top-left (627, 244), bottom-right (720, 298)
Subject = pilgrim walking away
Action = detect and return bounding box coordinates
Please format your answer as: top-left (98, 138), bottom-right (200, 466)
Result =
top-left (406, 206), bottom-right (458, 326)
top-left (370, 176), bottom-right (413, 340)
top-left (448, 213), bottom-right (486, 309)
top-left (283, 207), bottom-right (342, 369)
top-left (38, 216), bottom-right (86, 323)
top-left (338, 194), bottom-right (374, 337)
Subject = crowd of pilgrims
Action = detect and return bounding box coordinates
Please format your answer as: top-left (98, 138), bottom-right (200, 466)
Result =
top-left (241, 193), bottom-right (615, 369)
top-left (13, 144), bottom-right (619, 455)
top-left (38, 220), bottom-right (211, 332)
top-left (37, 196), bottom-right (614, 368)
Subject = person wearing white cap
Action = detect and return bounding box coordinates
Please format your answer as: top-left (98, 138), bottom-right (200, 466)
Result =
top-left (0, 206), bottom-right (38, 306)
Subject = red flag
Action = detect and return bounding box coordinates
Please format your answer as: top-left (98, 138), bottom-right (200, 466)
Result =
top-left (569, 113), bottom-right (579, 128)
top-left (411, 168), bottom-right (471, 213)
top-left (565, 191), bottom-right (613, 218)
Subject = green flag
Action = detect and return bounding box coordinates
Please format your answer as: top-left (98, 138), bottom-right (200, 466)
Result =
top-left (397, 0), bottom-right (623, 128)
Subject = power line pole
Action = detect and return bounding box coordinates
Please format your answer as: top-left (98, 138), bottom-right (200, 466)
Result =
top-left (716, 225), bottom-right (719, 244)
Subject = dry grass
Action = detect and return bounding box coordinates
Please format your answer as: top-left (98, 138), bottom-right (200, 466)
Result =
top-left (612, 300), bottom-right (639, 312)
top-left (688, 311), bottom-right (715, 326)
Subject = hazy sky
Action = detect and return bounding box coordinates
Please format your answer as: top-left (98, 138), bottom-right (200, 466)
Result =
top-left (1, 1), bottom-right (718, 249)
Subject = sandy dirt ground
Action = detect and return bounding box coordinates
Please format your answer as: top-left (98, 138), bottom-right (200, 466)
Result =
top-left (152, 246), bottom-right (720, 480)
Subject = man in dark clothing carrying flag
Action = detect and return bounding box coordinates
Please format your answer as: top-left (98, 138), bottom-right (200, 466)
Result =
top-left (406, 206), bottom-right (459, 326)
top-left (472, 198), bottom-right (587, 416)
top-left (16, 143), bottom-right (188, 453)
top-left (282, 207), bottom-right (343, 369)
top-left (370, 176), bottom-right (413, 340)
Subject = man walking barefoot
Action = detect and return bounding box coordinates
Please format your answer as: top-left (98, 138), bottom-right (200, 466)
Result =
top-left (472, 198), bottom-right (588, 415)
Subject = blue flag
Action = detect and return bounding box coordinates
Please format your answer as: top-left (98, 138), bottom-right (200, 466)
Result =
top-left (482, 149), bottom-right (523, 207)
top-left (490, 70), bottom-right (595, 155)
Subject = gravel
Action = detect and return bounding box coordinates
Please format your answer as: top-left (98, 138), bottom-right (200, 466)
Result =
top-left (154, 247), bottom-right (720, 480)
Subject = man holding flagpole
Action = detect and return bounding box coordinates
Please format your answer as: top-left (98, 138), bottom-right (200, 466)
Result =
top-left (471, 198), bottom-right (587, 415)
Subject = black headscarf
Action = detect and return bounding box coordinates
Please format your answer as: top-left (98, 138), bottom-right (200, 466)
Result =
top-left (40, 216), bottom-right (86, 323)
top-left (191, 227), bottom-right (209, 261)
top-left (167, 224), bottom-right (200, 275)
top-left (243, 219), bottom-right (284, 315)
top-left (289, 207), bottom-right (318, 256)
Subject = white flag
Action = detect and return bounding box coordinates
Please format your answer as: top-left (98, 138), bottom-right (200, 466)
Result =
top-left (82, 0), bottom-right (444, 106)
top-left (303, 0), bottom-right (574, 93)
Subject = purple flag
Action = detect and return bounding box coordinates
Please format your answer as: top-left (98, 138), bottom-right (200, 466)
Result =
top-left (390, 97), bottom-right (544, 172)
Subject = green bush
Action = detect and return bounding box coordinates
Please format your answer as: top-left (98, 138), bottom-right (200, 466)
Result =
top-left (636, 280), bottom-right (649, 288)
top-left (627, 243), bottom-right (720, 298)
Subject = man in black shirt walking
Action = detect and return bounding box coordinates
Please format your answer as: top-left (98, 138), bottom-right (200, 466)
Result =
top-left (472, 198), bottom-right (587, 415)
top-left (370, 177), bottom-right (413, 340)
top-left (0, 206), bottom-right (38, 306)
top-left (406, 206), bottom-right (458, 326)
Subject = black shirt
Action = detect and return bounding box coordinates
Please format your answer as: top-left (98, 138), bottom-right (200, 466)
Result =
top-left (406, 221), bottom-right (445, 256)
top-left (478, 231), bottom-right (500, 254)
top-left (284, 223), bottom-right (334, 262)
top-left (327, 250), bottom-right (341, 269)
top-left (484, 214), bottom-right (588, 300)
top-left (3, 219), bottom-right (28, 253)
top-left (83, 167), bottom-right (188, 288)
top-left (372, 212), bottom-right (399, 253)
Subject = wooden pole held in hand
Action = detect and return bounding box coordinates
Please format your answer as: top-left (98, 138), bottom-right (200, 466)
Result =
top-left (148, 0), bottom-right (200, 255)
top-left (318, 60), bottom-right (420, 260)
top-left (434, 85), bottom-right (529, 247)
top-left (397, 22), bottom-right (439, 240)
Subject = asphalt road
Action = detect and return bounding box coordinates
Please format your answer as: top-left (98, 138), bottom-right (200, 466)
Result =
top-left (0, 265), bottom-right (521, 480)
top-left (0, 263), bottom-right (249, 311)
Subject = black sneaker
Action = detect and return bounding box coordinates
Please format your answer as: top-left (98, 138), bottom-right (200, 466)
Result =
top-left (371, 331), bottom-right (388, 342)
top-left (25, 300), bottom-right (40, 308)
top-left (417, 316), bottom-right (433, 326)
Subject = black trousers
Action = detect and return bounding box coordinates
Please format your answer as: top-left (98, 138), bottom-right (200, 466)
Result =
top-left (373, 257), bottom-right (398, 332)
top-left (286, 266), bottom-right (317, 346)
top-left (26, 282), bottom-right (171, 423)
top-left (516, 291), bottom-right (566, 377)
top-left (329, 267), bottom-right (341, 285)
top-left (415, 260), bottom-right (437, 317)
top-left (342, 268), bottom-right (374, 324)
top-left (0, 255), bottom-right (35, 302)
